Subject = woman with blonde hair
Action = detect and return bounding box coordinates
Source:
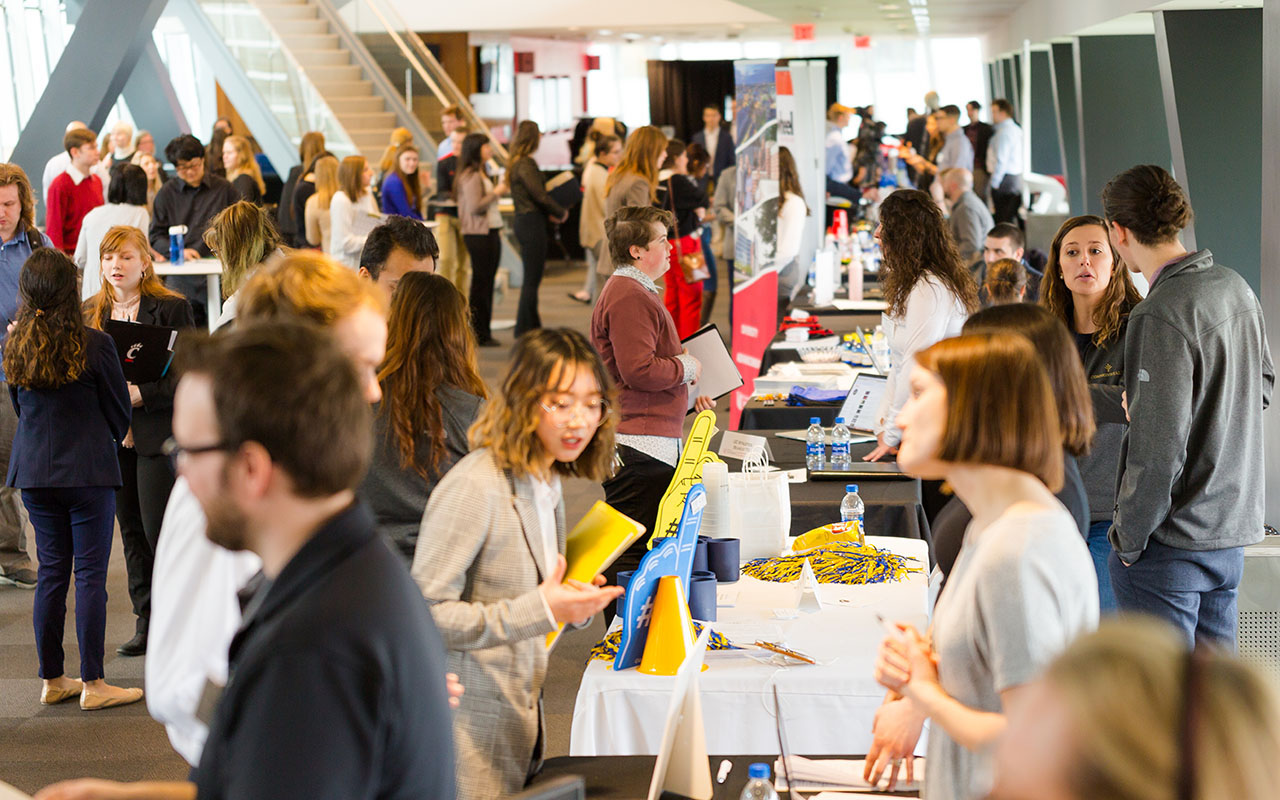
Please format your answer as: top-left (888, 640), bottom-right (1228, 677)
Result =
top-left (221, 134), bottom-right (265, 205)
top-left (991, 618), bottom-right (1280, 800)
top-left (378, 126), bottom-right (414, 179)
top-left (597, 125), bottom-right (667, 276)
top-left (304, 155), bottom-right (340, 253)
top-left (329, 155), bottom-right (379, 268)
top-left (83, 226), bottom-right (194, 656)
top-left (867, 333), bottom-right (1098, 799)
top-left (413, 328), bottom-right (625, 800)
top-left (202, 200), bottom-right (285, 328)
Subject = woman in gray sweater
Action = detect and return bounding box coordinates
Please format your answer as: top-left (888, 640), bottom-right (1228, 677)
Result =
top-left (360, 272), bottom-right (486, 562)
top-left (1040, 214), bottom-right (1143, 613)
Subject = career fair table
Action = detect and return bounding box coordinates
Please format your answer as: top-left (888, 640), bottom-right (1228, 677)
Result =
top-left (758, 309), bottom-right (884, 373)
top-left (155, 258), bottom-right (223, 331)
top-left (569, 536), bottom-right (929, 758)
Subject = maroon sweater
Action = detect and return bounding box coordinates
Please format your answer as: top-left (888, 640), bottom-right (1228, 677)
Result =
top-left (591, 271), bottom-right (688, 438)
top-left (46, 170), bottom-right (103, 254)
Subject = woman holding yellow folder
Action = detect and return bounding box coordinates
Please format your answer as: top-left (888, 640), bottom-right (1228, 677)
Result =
top-left (411, 328), bottom-right (625, 800)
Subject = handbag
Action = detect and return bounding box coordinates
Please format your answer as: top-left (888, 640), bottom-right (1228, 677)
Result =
top-left (668, 178), bottom-right (710, 283)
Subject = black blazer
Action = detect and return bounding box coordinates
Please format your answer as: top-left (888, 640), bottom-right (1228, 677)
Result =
top-left (7, 329), bottom-right (131, 489)
top-left (128, 294), bottom-right (196, 456)
top-left (692, 126), bottom-right (736, 181)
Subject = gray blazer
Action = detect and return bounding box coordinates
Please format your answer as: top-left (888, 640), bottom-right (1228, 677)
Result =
top-left (596, 173), bottom-right (654, 276)
top-left (412, 447), bottom-right (563, 800)
top-left (455, 170), bottom-right (501, 236)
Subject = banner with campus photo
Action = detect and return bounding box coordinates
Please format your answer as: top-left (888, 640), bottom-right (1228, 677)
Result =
top-left (732, 60), bottom-right (779, 281)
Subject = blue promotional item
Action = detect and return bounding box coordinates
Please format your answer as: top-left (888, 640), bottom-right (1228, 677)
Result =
top-left (613, 537), bottom-right (680, 670)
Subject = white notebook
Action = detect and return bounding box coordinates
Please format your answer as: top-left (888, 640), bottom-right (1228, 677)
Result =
top-left (680, 324), bottom-right (743, 412)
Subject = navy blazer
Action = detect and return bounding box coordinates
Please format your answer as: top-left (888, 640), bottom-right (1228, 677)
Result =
top-left (691, 126), bottom-right (736, 181)
top-left (127, 294), bottom-right (196, 457)
top-left (7, 329), bottom-right (131, 489)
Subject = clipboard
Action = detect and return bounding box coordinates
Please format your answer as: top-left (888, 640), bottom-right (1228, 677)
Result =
top-left (104, 319), bottom-right (178, 384)
top-left (680, 323), bottom-right (743, 413)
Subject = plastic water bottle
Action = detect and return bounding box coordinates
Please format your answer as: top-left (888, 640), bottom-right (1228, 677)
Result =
top-left (831, 417), bottom-right (852, 467)
top-left (805, 417), bottom-right (826, 470)
top-left (841, 483), bottom-right (865, 532)
top-left (740, 763), bottom-right (779, 800)
top-left (168, 225), bottom-right (188, 265)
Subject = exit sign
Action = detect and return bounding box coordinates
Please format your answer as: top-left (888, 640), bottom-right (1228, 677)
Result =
top-left (854, 35), bottom-right (872, 49)
top-left (793, 23), bottom-right (815, 41)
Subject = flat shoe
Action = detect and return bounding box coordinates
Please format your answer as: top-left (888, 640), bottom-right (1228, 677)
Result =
top-left (80, 686), bottom-right (144, 711)
top-left (41, 680), bottom-right (84, 705)
top-left (567, 292), bottom-right (591, 304)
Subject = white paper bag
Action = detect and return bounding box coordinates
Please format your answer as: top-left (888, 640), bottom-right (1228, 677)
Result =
top-left (728, 453), bottom-right (790, 561)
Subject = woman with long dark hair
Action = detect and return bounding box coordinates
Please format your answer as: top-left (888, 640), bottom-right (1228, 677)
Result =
top-left (864, 189), bottom-right (979, 462)
top-left (360, 272), bottom-right (487, 562)
top-left (1040, 214), bottom-right (1143, 612)
top-left (455, 132), bottom-right (508, 346)
top-left (508, 120), bottom-right (568, 337)
top-left (83, 226), bottom-right (194, 656)
top-left (775, 145), bottom-right (810, 300)
top-left (5, 248), bottom-right (139, 709)
top-left (654, 138), bottom-right (706, 338)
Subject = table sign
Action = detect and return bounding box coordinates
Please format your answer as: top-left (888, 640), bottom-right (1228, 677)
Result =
top-left (717, 431), bottom-right (773, 462)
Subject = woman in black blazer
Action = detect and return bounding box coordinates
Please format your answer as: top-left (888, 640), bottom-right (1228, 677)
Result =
top-left (83, 226), bottom-right (195, 657)
top-left (4, 248), bottom-right (141, 710)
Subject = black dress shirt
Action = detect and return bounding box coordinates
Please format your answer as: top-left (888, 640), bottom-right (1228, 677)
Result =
top-left (148, 174), bottom-right (239, 257)
top-left (194, 502), bottom-right (456, 800)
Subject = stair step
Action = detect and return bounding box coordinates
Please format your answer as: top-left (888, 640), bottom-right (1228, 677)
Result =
top-left (291, 49), bottom-right (351, 68)
top-left (342, 113), bottom-right (398, 132)
top-left (310, 79), bottom-right (375, 97)
top-left (265, 18), bottom-right (328, 36)
top-left (276, 33), bottom-right (340, 51)
top-left (326, 96), bottom-right (386, 115)
top-left (303, 64), bottom-right (362, 82)
top-left (258, 5), bottom-right (318, 21)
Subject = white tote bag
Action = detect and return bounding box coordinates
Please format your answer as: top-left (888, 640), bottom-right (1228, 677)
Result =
top-left (727, 453), bottom-right (791, 561)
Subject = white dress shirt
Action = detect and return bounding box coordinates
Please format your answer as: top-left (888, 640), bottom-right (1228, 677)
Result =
top-left (41, 151), bottom-right (71, 212)
top-left (73, 203), bottom-right (151, 299)
top-left (328, 190), bottom-right (379, 268)
top-left (987, 118), bottom-right (1024, 191)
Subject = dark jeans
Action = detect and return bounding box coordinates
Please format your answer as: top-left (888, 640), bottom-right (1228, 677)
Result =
top-left (1109, 538), bottom-right (1244, 649)
top-left (116, 446), bottom-right (177, 635)
top-left (601, 445), bottom-right (676, 626)
top-left (825, 176), bottom-right (860, 205)
top-left (1086, 520), bottom-right (1117, 614)
top-left (513, 213), bottom-right (549, 337)
top-left (464, 230), bottom-right (502, 343)
top-left (24, 486), bottom-right (116, 681)
top-left (991, 175), bottom-right (1023, 227)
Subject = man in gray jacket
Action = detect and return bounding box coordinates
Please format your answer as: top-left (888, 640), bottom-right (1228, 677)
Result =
top-left (1103, 165), bottom-right (1274, 647)
top-left (940, 167), bottom-right (993, 264)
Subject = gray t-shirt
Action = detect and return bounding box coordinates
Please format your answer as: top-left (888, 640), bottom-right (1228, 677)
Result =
top-left (925, 506), bottom-right (1098, 800)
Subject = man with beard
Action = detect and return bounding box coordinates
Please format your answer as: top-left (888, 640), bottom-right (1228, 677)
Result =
top-left (36, 321), bottom-right (456, 800)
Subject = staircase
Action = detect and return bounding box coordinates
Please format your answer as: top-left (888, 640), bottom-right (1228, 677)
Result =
top-left (252, 0), bottom-right (422, 164)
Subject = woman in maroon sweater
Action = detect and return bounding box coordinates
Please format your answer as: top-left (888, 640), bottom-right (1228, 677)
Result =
top-left (591, 205), bottom-right (715, 621)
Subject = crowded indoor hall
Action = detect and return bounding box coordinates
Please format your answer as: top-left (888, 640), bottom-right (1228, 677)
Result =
top-left (0, 0), bottom-right (1278, 798)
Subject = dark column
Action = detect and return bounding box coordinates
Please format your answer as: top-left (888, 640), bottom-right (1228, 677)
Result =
top-left (1077, 35), bottom-right (1171, 215)
top-left (1052, 42), bottom-right (1085, 214)
top-left (9, 0), bottom-right (167, 196)
top-left (1001, 56), bottom-right (1017, 105)
top-left (1028, 49), bottom-right (1063, 178)
top-left (1155, 8), bottom-right (1263, 291)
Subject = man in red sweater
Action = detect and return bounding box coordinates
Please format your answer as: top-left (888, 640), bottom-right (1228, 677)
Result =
top-left (45, 127), bottom-right (103, 254)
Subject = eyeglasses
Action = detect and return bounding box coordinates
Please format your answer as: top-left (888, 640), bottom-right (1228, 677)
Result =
top-left (539, 397), bottom-right (607, 427)
top-left (162, 436), bottom-right (232, 468)
top-left (174, 158), bottom-right (203, 174)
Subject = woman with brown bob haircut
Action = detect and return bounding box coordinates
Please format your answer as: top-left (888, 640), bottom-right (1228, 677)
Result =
top-left (865, 188), bottom-right (979, 463)
top-left (1040, 213), bottom-right (1143, 614)
top-left (412, 328), bottom-right (626, 800)
top-left (866, 333), bottom-right (1098, 799)
top-left (359, 272), bottom-right (487, 563)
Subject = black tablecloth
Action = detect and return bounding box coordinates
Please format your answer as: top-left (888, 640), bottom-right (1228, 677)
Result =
top-left (533, 754), bottom-right (919, 799)
top-left (789, 282), bottom-right (885, 315)
top-left (759, 312), bottom-right (884, 373)
top-left (739, 397), bottom-right (842, 431)
top-left (715, 432), bottom-right (929, 560)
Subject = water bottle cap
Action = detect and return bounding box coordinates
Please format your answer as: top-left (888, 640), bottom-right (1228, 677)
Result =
top-left (168, 225), bottom-right (188, 235)
top-left (835, 417), bottom-right (845, 424)
top-left (748, 763), bottom-right (770, 779)
top-left (847, 484), bottom-right (859, 493)
top-left (810, 417), bottom-right (820, 424)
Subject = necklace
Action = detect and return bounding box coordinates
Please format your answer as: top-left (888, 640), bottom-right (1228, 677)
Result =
top-left (112, 293), bottom-right (141, 322)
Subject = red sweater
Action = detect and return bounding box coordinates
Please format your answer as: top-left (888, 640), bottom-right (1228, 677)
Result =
top-left (591, 271), bottom-right (688, 437)
top-left (46, 170), bottom-right (103, 254)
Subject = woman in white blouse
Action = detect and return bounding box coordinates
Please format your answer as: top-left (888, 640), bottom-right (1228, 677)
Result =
top-left (864, 188), bottom-right (979, 462)
top-left (74, 164), bottom-right (151, 300)
top-left (775, 146), bottom-right (810, 300)
top-left (328, 155), bottom-right (380, 268)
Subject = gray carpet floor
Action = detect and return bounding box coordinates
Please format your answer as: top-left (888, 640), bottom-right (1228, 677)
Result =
top-left (0, 255), bottom-right (731, 794)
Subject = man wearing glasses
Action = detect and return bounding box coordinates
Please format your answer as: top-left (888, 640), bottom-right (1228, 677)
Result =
top-left (148, 134), bottom-right (238, 327)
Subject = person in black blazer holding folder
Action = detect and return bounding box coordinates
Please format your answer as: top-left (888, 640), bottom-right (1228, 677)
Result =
top-left (4, 248), bottom-right (143, 709)
top-left (84, 226), bottom-right (194, 656)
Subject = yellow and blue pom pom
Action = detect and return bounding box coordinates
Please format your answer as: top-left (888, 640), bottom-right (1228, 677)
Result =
top-left (589, 622), bottom-right (739, 663)
top-left (741, 541), bottom-right (921, 585)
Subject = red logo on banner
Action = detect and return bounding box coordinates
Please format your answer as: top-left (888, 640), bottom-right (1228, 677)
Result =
top-left (854, 35), bottom-right (872, 49)
top-left (793, 23), bottom-right (815, 41)
top-left (776, 70), bottom-right (793, 96)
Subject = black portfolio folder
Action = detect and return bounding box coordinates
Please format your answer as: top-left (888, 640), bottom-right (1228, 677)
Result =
top-left (104, 320), bottom-right (178, 384)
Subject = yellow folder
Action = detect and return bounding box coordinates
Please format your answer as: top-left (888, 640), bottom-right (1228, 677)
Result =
top-left (546, 501), bottom-right (647, 648)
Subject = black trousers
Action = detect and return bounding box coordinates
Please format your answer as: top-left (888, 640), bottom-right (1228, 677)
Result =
top-left (513, 213), bottom-right (549, 337)
top-left (991, 175), bottom-right (1024, 227)
top-left (601, 445), bottom-right (676, 626)
top-left (464, 230), bottom-right (502, 342)
top-left (116, 446), bottom-right (177, 635)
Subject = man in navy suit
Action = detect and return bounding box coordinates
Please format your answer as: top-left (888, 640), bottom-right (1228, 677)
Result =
top-left (691, 105), bottom-right (735, 181)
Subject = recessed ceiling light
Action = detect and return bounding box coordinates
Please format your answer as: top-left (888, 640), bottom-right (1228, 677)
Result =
top-left (597, 29), bottom-right (612, 35)
top-left (878, 3), bottom-right (899, 8)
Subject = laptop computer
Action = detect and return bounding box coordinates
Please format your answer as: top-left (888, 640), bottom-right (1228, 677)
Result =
top-left (777, 372), bottom-right (889, 442)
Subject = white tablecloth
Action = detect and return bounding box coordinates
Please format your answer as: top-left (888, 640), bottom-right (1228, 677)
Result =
top-left (569, 536), bottom-right (930, 756)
